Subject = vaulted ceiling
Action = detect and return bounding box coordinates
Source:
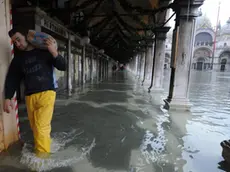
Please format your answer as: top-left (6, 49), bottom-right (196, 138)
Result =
top-left (13, 0), bottom-right (172, 62)
top-left (65, 0), bottom-right (171, 62)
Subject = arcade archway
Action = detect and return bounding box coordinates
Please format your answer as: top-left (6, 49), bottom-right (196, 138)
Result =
top-left (164, 53), bottom-right (170, 69)
top-left (219, 51), bottom-right (230, 72)
top-left (193, 48), bottom-right (212, 70)
top-left (220, 59), bottom-right (227, 71)
top-left (197, 57), bottom-right (205, 70)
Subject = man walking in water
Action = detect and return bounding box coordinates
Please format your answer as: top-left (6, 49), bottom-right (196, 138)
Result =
top-left (4, 28), bottom-right (67, 158)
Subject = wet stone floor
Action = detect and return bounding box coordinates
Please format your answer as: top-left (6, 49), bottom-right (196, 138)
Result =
top-left (0, 71), bottom-right (230, 172)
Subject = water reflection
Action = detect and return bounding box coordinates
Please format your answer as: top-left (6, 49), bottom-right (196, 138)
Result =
top-left (162, 70), bottom-right (230, 172)
top-left (0, 71), bottom-right (230, 172)
top-left (177, 71), bottom-right (230, 172)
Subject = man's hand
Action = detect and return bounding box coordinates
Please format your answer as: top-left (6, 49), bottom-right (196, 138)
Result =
top-left (45, 37), bottom-right (58, 57)
top-left (4, 99), bottom-right (13, 113)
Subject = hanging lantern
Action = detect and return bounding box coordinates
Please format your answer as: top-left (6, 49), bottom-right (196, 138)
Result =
top-left (80, 36), bottom-right (90, 45)
top-left (98, 49), bottom-right (105, 54)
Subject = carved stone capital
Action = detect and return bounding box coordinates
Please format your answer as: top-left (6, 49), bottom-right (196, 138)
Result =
top-left (158, 0), bottom-right (172, 7)
top-left (175, 0), bottom-right (205, 7)
top-left (145, 40), bottom-right (154, 48)
top-left (174, 0), bottom-right (205, 18)
top-left (153, 27), bottom-right (171, 40)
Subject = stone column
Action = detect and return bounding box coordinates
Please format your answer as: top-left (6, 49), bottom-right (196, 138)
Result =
top-left (104, 60), bottom-right (107, 79)
top-left (146, 46), bottom-right (153, 81)
top-left (140, 51), bottom-right (145, 80)
top-left (141, 48), bottom-right (147, 84)
top-left (133, 57), bottom-right (136, 74)
top-left (133, 55), bottom-right (136, 75)
top-left (135, 55), bottom-right (138, 77)
top-left (105, 59), bottom-right (109, 79)
top-left (96, 54), bottom-right (100, 82)
top-left (153, 27), bottom-right (170, 91)
top-left (169, 2), bottom-right (204, 110)
top-left (101, 56), bottom-right (104, 81)
top-left (137, 54), bottom-right (142, 78)
top-left (67, 35), bottom-right (73, 93)
top-left (99, 56), bottom-right (102, 81)
top-left (90, 48), bottom-right (94, 82)
top-left (78, 54), bottom-right (81, 85)
top-left (134, 55), bottom-right (138, 77)
top-left (81, 46), bottom-right (85, 84)
top-left (135, 55), bottom-right (139, 76)
top-left (107, 60), bottom-right (108, 78)
top-left (102, 58), bottom-right (105, 79)
top-left (129, 56), bottom-right (135, 74)
top-left (104, 59), bottom-right (106, 79)
top-left (103, 58), bottom-right (105, 79)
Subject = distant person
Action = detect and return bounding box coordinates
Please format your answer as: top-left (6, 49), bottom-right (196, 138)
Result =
top-left (4, 27), bottom-right (66, 158)
top-left (112, 64), bottom-right (117, 76)
top-left (120, 65), bottom-right (124, 71)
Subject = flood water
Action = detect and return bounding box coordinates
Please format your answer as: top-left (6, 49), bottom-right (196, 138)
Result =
top-left (0, 70), bottom-right (230, 172)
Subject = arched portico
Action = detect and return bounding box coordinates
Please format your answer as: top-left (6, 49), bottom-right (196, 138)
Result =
top-left (195, 31), bottom-right (213, 47)
top-left (164, 53), bottom-right (171, 69)
top-left (193, 47), bottom-right (212, 70)
top-left (219, 51), bottom-right (230, 71)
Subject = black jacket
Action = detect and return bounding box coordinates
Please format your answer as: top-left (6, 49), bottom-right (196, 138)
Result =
top-left (4, 48), bottom-right (67, 99)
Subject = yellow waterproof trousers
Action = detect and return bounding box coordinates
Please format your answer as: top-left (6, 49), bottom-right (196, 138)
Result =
top-left (25, 90), bottom-right (56, 158)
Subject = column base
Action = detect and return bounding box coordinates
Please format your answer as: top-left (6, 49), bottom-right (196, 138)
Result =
top-left (151, 87), bottom-right (164, 92)
top-left (164, 98), bottom-right (192, 111)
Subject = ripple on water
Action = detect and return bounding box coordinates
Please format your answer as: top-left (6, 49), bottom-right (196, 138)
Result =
top-left (19, 129), bottom-right (96, 172)
top-left (139, 112), bottom-right (169, 165)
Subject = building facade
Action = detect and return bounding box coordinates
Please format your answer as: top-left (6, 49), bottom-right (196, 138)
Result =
top-left (165, 15), bottom-right (230, 72)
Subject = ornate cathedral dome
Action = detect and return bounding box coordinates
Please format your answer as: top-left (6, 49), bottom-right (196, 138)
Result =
top-left (220, 18), bottom-right (230, 35)
top-left (196, 14), bottom-right (213, 30)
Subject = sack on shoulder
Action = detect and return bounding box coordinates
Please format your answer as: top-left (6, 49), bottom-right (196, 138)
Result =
top-left (27, 30), bottom-right (58, 50)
